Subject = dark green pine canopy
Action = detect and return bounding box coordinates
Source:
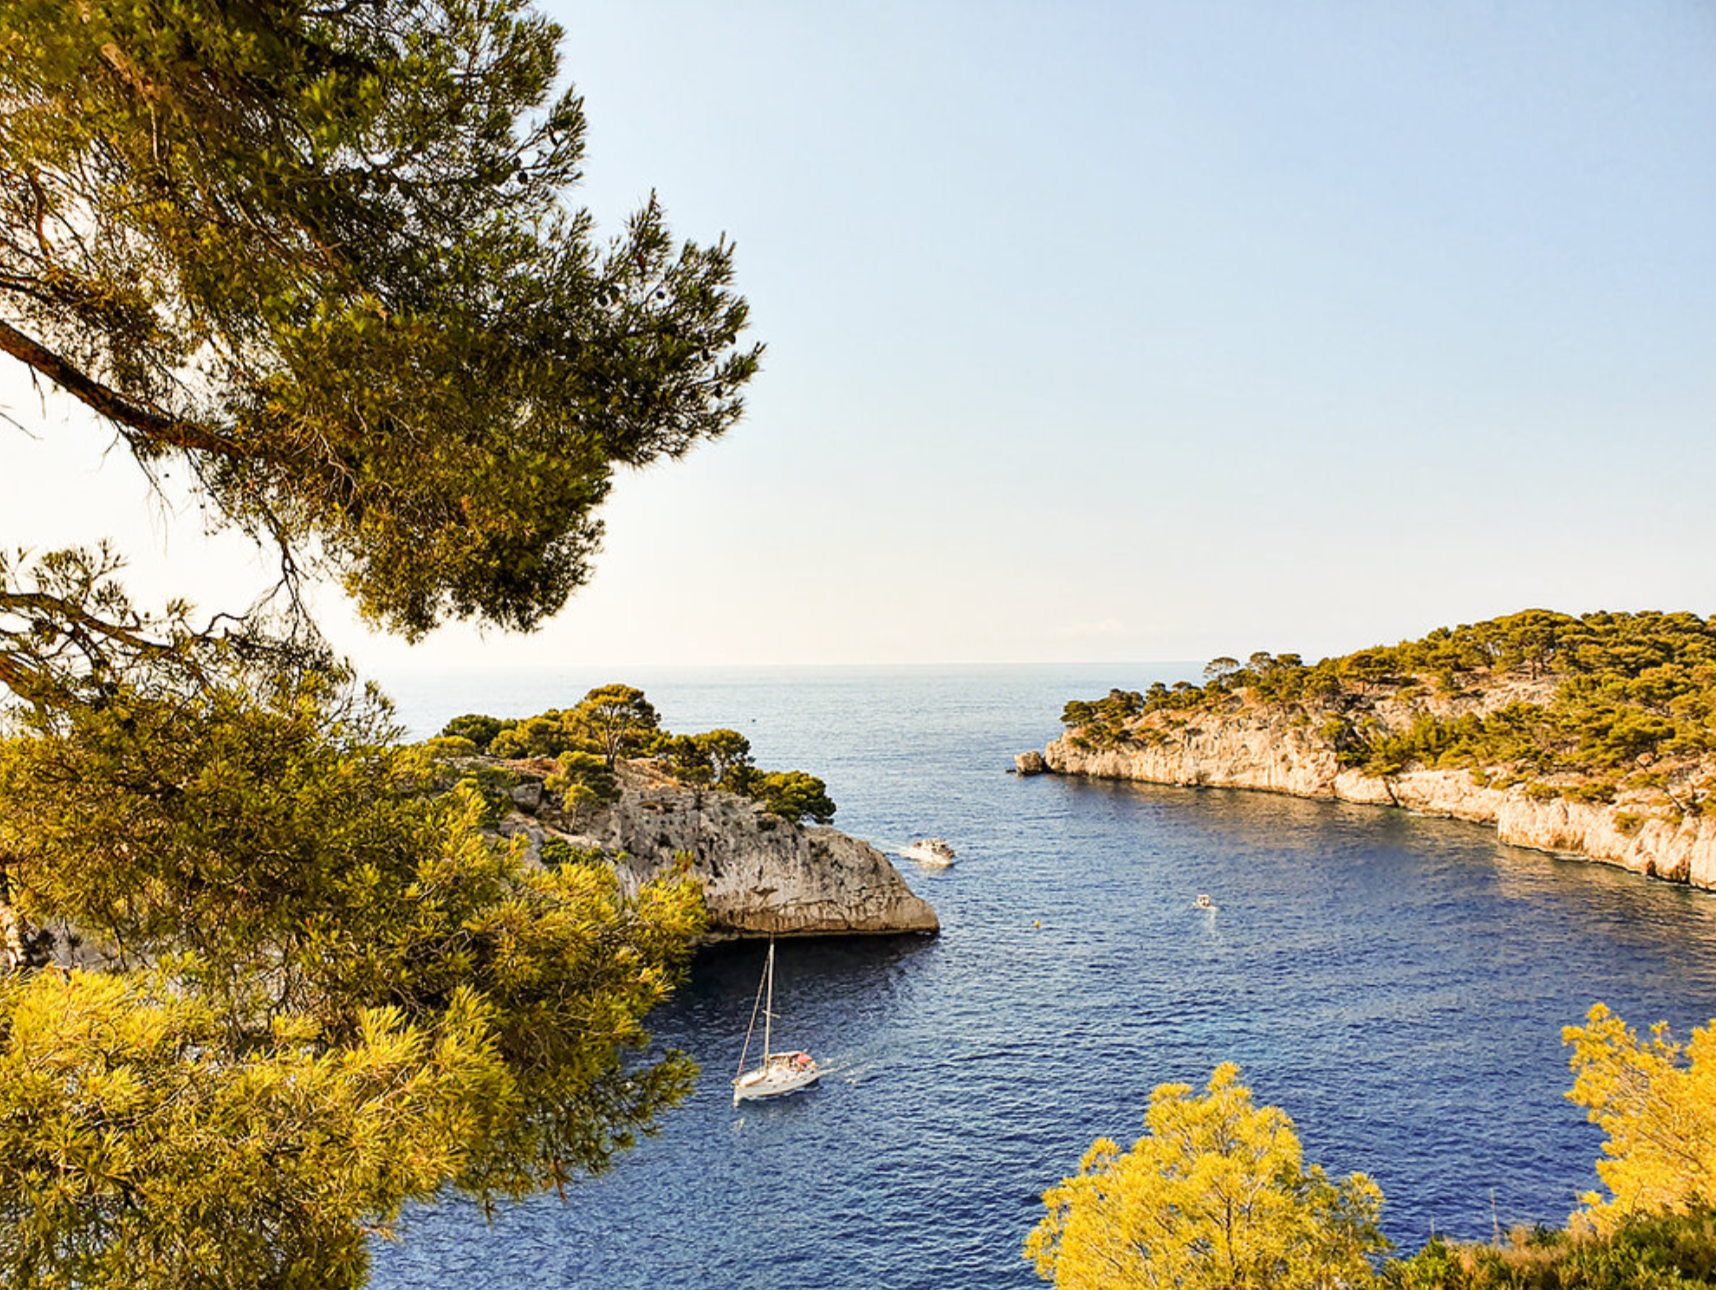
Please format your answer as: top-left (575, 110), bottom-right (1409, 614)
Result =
top-left (0, 0), bottom-right (760, 638)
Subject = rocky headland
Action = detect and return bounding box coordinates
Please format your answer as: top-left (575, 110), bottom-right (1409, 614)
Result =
top-left (491, 759), bottom-right (939, 939)
top-left (1023, 611), bottom-right (1716, 890)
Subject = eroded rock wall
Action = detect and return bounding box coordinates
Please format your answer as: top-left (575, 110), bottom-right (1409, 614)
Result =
top-left (1040, 708), bottom-right (1716, 889)
top-left (502, 763), bottom-right (939, 938)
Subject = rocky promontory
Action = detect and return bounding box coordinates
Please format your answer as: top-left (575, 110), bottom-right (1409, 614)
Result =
top-left (492, 760), bottom-right (939, 939)
top-left (1035, 715), bottom-right (1716, 888)
top-left (1027, 612), bottom-right (1716, 890)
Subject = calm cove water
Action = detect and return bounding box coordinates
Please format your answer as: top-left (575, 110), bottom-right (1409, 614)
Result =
top-left (367, 665), bottom-right (1716, 1289)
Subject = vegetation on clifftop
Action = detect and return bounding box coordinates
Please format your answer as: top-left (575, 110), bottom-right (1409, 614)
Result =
top-left (1061, 610), bottom-right (1716, 819)
top-left (437, 684), bottom-right (839, 826)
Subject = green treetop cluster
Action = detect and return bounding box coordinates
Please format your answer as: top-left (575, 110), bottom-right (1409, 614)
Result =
top-left (1062, 610), bottom-right (1716, 811)
top-left (435, 683), bottom-right (839, 826)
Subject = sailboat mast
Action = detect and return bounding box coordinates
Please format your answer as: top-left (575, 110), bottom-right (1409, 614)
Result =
top-left (762, 938), bottom-right (775, 1061)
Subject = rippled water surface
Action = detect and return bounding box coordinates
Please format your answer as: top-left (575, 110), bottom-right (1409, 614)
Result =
top-left (371, 665), bottom-right (1716, 1288)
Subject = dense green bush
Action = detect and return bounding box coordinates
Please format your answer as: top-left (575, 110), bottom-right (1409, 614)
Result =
top-left (448, 763), bottom-right (522, 829)
top-left (749, 770), bottom-right (837, 826)
top-left (538, 839), bottom-right (606, 868)
top-left (544, 750), bottom-right (619, 811)
top-left (423, 734), bottom-right (479, 759)
top-left (442, 714), bottom-right (509, 753)
top-left (660, 729), bottom-right (756, 793)
top-left (489, 713), bottom-right (582, 760)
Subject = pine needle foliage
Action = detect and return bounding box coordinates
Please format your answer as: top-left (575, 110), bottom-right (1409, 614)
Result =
top-left (0, 0), bottom-right (760, 638)
top-left (0, 2), bottom-right (746, 1282)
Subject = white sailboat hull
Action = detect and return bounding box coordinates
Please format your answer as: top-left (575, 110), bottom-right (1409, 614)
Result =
top-left (733, 1057), bottom-right (820, 1104)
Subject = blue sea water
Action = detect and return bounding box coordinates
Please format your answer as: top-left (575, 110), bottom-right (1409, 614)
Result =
top-left (369, 665), bottom-right (1716, 1289)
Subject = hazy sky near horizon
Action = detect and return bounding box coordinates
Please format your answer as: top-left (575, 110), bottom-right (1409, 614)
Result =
top-left (4, 0), bottom-right (1714, 675)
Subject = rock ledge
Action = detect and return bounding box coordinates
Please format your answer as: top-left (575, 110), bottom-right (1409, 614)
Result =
top-left (1027, 698), bottom-right (1716, 890)
top-left (501, 762), bottom-right (939, 939)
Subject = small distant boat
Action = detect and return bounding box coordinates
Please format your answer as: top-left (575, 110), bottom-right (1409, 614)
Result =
top-left (901, 838), bottom-right (956, 867)
top-left (1194, 893), bottom-right (1218, 911)
top-left (733, 938), bottom-right (820, 1105)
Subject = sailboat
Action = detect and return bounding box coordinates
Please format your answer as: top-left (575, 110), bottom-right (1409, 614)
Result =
top-left (732, 938), bottom-right (820, 1104)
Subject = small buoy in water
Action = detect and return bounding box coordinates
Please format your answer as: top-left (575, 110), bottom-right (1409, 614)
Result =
top-left (1033, 919), bottom-right (1040, 929)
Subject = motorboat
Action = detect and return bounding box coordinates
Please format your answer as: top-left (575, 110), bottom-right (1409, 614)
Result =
top-left (901, 838), bottom-right (956, 867)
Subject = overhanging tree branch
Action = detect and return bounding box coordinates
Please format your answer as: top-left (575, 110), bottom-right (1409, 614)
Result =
top-left (0, 318), bottom-right (235, 458)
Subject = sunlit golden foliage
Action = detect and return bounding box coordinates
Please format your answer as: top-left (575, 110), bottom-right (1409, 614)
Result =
top-left (1564, 1004), bottom-right (1716, 1233)
top-left (1025, 1064), bottom-right (1386, 1289)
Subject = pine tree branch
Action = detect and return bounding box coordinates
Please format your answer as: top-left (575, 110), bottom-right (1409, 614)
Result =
top-left (0, 318), bottom-right (236, 458)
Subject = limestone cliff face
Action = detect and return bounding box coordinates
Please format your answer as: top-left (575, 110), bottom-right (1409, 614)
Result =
top-left (1038, 699), bottom-right (1716, 889)
top-left (500, 763), bottom-right (939, 939)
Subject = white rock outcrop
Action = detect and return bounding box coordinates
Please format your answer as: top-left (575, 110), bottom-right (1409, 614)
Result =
top-left (1038, 705), bottom-right (1716, 889)
top-left (504, 763), bottom-right (939, 939)
top-left (1015, 750), bottom-right (1048, 776)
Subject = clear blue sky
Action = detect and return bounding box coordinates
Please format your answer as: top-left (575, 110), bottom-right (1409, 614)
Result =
top-left (4, 1), bottom-right (1714, 671)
